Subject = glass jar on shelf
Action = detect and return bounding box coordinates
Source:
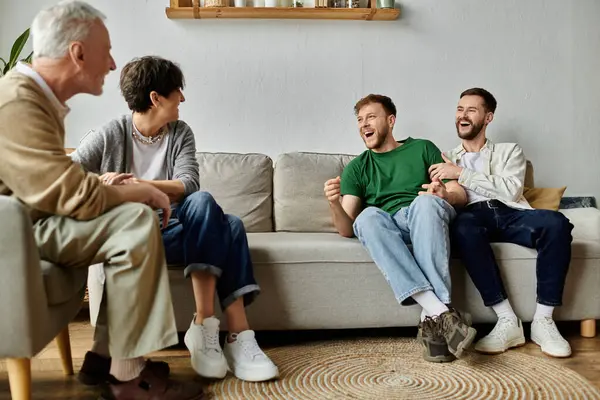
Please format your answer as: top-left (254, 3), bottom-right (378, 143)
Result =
top-left (347, 0), bottom-right (359, 7)
top-left (292, 0), bottom-right (303, 7)
top-left (205, 0), bottom-right (228, 7)
top-left (332, 0), bottom-right (344, 7)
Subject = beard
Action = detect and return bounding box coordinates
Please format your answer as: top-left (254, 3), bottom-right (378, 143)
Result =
top-left (456, 118), bottom-right (484, 140)
top-left (364, 125), bottom-right (390, 150)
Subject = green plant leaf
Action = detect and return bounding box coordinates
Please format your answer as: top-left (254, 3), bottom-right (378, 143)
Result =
top-left (7, 28), bottom-right (30, 70)
top-left (22, 51), bottom-right (33, 64)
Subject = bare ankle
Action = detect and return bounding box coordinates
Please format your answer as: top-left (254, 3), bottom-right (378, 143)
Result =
top-left (227, 333), bottom-right (238, 343)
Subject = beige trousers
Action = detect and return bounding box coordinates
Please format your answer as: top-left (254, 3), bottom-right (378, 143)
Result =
top-left (33, 203), bottom-right (178, 359)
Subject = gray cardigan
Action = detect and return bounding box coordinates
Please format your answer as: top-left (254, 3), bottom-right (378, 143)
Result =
top-left (71, 114), bottom-right (200, 196)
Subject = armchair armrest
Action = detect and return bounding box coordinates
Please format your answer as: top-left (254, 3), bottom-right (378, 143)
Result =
top-left (0, 196), bottom-right (49, 357)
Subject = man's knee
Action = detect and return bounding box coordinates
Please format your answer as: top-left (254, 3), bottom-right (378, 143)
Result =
top-left (113, 202), bottom-right (157, 225)
top-left (412, 194), bottom-right (446, 210)
top-left (538, 211), bottom-right (574, 238)
top-left (411, 194), bottom-right (455, 221)
top-left (109, 203), bottom-right (162, 249)
top-left (353, 207), bottom-right (387, 234)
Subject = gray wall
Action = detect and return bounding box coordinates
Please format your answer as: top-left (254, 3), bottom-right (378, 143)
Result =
top-left (1, 0), bottom-right (599, 198)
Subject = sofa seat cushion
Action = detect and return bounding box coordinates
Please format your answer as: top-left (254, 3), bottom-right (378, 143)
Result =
top-left (247, 232), bottom-right (600, 263)
top-left (41, 261), bottom-right (88, 306)
top-left (248, 232), bottom-right (372, 264)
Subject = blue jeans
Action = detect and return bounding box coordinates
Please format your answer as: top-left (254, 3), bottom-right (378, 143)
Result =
top-left (353, 195), bottom-right (457, 306)
top-left (162, 191), bottom-right (260, 310)
top-left (451, 200), bottom-right (573, 307)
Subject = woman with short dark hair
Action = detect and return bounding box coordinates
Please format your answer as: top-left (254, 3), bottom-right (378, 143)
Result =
top-left (72, 56), bottom-right (279, 384)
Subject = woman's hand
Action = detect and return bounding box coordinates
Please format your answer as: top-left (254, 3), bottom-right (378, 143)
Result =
top-left (99, 172), bottom-right (134, 185)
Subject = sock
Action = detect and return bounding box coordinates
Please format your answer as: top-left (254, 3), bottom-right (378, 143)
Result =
top-left (533, 303), bottom-right (554, 320)
top-left (412, 291), bottom-right (449, 317)
top-left (420, 308), bottom-right (428, 322)
top-left (492, 299), bottom-right (518, 321)
top-left (109, 357), bottom-right (146, 382)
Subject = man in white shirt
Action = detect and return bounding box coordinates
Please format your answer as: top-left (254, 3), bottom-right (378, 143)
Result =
top-left (429, 88), bottom-right (573, 358)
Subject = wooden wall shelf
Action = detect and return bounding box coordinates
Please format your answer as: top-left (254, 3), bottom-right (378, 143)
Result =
top-left (166, 0), bottom-right (400, 20)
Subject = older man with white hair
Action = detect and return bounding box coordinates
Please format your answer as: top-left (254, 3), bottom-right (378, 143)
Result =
top-left (0, 1), bottom-right (205, 399)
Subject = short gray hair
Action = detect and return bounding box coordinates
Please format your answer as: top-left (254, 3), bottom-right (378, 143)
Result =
top-left (31, 0), bottom-right (106, 59)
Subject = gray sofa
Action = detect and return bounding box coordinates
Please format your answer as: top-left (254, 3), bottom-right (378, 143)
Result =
top-left (0, 196), bottom-right (82, 400)
top-left (160, 151), bottom-right (600, 336)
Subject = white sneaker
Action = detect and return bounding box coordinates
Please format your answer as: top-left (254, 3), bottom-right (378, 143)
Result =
top-left (531, 317), bottom-right (572, 358)
top-left (474, 317), bottom-right (526, 354)
top-left (223, 330), bottom-right (279, 382)
top-left (184, 315), bottom-right (228, 379)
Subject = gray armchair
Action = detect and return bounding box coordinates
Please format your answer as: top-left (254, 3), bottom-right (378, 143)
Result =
top-left (0, 195), bottom-right (87, 400)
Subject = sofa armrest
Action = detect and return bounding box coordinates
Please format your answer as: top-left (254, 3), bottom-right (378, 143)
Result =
top-left (560, 208), bottom-right (600, 241)
top-left (0, 196), bottom-right (49, 357)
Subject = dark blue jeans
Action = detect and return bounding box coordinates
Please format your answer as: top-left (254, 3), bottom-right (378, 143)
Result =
top-left (161, 191), bottom-right (260, 311)
top-left (451, 200), bottom-right (573, 307)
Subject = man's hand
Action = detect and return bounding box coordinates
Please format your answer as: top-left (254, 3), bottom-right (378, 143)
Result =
top-left (324, 176), bottom-right (342, 203)
top-left (100, 172), bottom-right (134, 186)
top-left (429, 154), bottom-right (463, 181)
top-left (116, 183), bottom-right (171, 227)
top-left (138, 183), bottom-right (171, 227)
top-left (419, 177), bottom-right (449, 201)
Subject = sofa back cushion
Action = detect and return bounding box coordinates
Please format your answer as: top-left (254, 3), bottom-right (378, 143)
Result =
top-left (273, 152), bottom-right (536, 233)
top-left (196, 152), bottom-right (273, 232)
top-left (274, 152), bottom-right (355, 232)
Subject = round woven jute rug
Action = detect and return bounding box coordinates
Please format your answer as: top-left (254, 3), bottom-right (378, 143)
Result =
top-left (209, 338), bottom-right (600, 400)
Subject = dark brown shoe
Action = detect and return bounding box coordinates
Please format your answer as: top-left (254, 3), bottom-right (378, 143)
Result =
top-left (417, 317), bottom-right (455, 363)
top-left (78, 351), bottom-right (170, 386)
top-left (435, 308), bottom-right (477, 358)
top-left (99, 361), bottom-right (205, 400)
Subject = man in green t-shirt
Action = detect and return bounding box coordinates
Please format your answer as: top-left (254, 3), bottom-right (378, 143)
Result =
top-left (323, 94), bottom-right (475, 363)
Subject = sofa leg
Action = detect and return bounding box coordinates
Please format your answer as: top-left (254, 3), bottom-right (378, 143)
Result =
top-left (581, 319), bottom-right (597, 338)
top-left (7, 358), bottom-right (31, 400)
top-left (55, 326), bottom-right (74, 375)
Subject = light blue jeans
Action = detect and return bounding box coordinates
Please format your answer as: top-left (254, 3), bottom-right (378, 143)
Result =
top-left (353, 195), bottom-right (457, 306)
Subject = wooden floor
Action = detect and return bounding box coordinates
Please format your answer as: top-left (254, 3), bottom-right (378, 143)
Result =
top-left (0, 313), bottom-right (598, 399)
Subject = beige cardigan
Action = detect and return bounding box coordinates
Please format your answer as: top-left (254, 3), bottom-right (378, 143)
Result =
top-left (445, 139), bottom-right (532, 210)
top-left (0, 69), bottom-right (121, 223)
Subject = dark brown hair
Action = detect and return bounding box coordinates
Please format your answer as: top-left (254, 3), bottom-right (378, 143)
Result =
top-left (460, 88), bottom-right (497, 113)
top-left (119, 56), bottom-right (185, 113)
top-left (354, 94), bottom-right (397, 117)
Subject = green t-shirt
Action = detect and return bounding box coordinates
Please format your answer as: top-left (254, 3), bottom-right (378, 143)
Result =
top-left (340, 137), bottom-right (446, 215)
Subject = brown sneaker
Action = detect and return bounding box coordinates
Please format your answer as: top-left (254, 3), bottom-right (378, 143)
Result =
top-left (435, 308), bottom-right (477, 358)
top-left (77, 351), bottom-right (170, 386)
top-left (99, 361), bottom-right (202, 400)
top-left (418, 317), bottom-right (455, 363)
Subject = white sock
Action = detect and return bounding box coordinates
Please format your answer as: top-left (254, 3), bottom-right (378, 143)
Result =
top-left (412, 291), bottom-right (449, 317)
top-left (492, 299), bottom-right (518, 321)
top-left (109, 357), bottom-right (146, 382)
top-left (420, 308), bottom-right (428, 322)
top-left (533, 303), bottom-right (554, 320)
